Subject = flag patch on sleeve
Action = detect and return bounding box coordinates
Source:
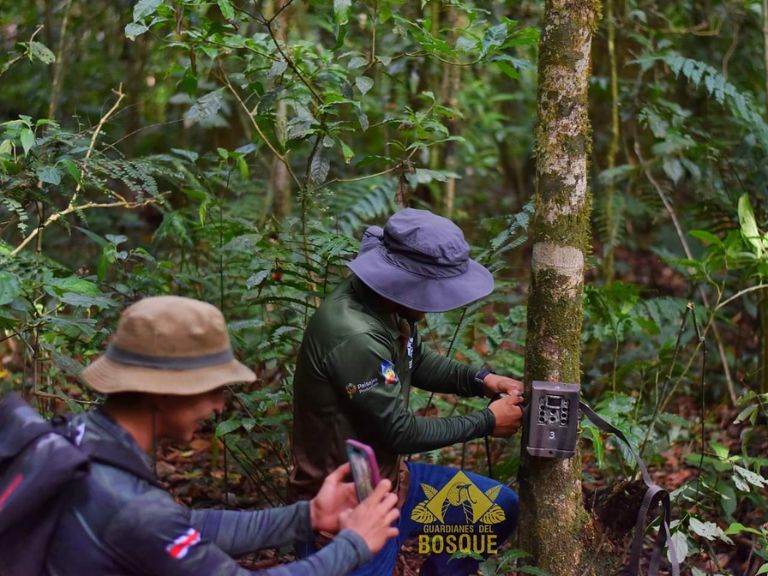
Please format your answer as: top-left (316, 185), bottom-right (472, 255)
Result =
top-left (166, 528), bottom-right (201, 559)
top-left (380, 360), bottom-right (398, 384)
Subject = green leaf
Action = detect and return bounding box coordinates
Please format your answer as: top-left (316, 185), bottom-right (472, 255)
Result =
top-left (133, 0), bottom-right (162, 21)
top-left (580, 425), bottom-right (604, 468)
top-left (215, 418), bottom-right (242, 437)
top-left (47, 276), bottom-right (100, 297)
top-left (735, 403), bottom-right (758, 424)
top-left (663, 157), bottom-right (684, 184)
top-left (355, 76), bottom-right (374, 95)
top-left (59, 158), bottom-right (81, 182)
top-left (310, 150), bottom-right (330, 185)
top-left (125, 22), bottom-right (149, 41)
top-left (36, 165), bottom-right (62, 185)
top-left (348, 56), bottom-right (368, 69)
top-left (246, 270), bottom-right (270, 289)
top-left (710, 441), bottom-right (729, 461)
top-left (0, 272), bottom-right (22, 306)
top-left (668, 532), bottom-right (689, 562)
top-left (20, 128), bottom-right (34, 156)
top-left (689, 517), bottom-right (733, 544)
top-left (758, 563), bottom-right (768, 576)
top-left (738, 194), bottom-right (765, 257)
top-left (496, 60), bottom-right (520, 79)
top-left (268, 59), bottom-right (288, 80)
top-left (217, 0), bottom-right (235, 20)
top-left (27, 41), bottom-right (55, 64)
top-left (0, 139), bottom-right (12, 156)
top-left (105, 234), bottom-right (127, 245)
top-left (720, 484), bottom-right (737, 518)
top-left (50, 350), bottom-right (86, 377)
top-left (170, 148), bottom-right (199, 163)
top-left (333, 0), bottom-right (351, 25)
top-left (689, 229), bottom-right (721, 245)
top-left (59, 293), bottom-right (115, 309)
top-left (184, 89), bottom-right (226, 125)
top-left (733, 465), bottom-right (768, 489)
top-left (340, 141), bottom-right (354, 164)
top-left (725, 522), bottom-right (764, 536)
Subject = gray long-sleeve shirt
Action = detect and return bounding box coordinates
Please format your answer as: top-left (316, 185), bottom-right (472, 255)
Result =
top-left (44, 409), bottom-right (371, 576)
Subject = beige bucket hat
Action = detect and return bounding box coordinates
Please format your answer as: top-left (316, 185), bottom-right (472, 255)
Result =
top-left (81, 296), bottom-right (256, 395)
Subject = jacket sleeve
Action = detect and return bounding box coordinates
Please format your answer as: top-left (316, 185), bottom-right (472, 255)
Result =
top-left (410, 327), bottom-right (483, 397)
top-left (103, 491), bottom-right (372, 576)
top-left (190, 502), bottom-right (312, 556)
top-left (325, 333), bottom-right (495, 454)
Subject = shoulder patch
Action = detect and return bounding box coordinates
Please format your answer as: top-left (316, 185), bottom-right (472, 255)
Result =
top-left (380, 360), bottom-right (399, 384)
top-left (166, 528), bottom-right (201, 559)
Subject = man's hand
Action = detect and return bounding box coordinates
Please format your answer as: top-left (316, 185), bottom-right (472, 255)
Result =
top-left (309, 463), bottom-right (358, 534)
top-left (339, 479), bottom-right (400, 554)
top-left (482, 373), bottom-right (524, 399)
top-left (488, 394), bottom-right (524, 437)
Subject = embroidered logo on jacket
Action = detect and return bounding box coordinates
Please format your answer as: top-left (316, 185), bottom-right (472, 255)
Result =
top-left (346, 378), bottom-right (377, 398)
top-left (380, 361), bottom-right (398, 384)
top-left (166, 528), bottom-right (201, 559)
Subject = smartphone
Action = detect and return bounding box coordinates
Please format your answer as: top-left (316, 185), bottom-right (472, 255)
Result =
top-left (345, 439), bottom-right (381, 501)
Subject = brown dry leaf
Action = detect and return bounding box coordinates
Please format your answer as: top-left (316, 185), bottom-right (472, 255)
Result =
top-left (190, 438), bottom-right (211, 451)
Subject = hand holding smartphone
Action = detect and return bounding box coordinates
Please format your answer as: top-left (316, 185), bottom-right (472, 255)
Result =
top-left (345, 439), bottom-right (381, 501)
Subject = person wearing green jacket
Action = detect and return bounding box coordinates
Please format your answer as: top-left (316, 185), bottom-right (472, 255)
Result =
top-left (289, 209), bottom-right (524, 575)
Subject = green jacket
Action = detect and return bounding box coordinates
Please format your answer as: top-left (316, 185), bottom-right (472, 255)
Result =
top-left (288, 276), bottom-right (495, 501)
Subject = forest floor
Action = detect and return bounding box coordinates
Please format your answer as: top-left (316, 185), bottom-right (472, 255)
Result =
top-left (153, 394), bottom-right (766, 576)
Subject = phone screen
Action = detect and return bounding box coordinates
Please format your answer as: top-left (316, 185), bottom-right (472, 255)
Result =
top-left (345, 440), bottom-right (380, 501)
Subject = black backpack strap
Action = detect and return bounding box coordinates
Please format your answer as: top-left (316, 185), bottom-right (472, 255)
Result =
top-left (50, 413), bottom-right (162, 488)
top-left (85, 441), bottom-right (163, 488)
top-left (579, 401), bottom-right (680, 576)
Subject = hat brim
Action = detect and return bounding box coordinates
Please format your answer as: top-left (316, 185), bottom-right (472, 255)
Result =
top-left (81, 355), bottom-right (256, 395)
top-left (347, 245), bottom-right (494, 313)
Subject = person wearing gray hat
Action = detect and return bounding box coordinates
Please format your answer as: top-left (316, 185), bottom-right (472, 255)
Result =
top-left (41, 296), bottom-right (400, 576)
top-left (289, 209), bottom-right (524, 576)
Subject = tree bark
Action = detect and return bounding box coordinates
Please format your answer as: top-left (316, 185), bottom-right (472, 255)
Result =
top-left (267, 0), bottom-right (291, 219)
top-left (518, 1), bottom-right (600, 574)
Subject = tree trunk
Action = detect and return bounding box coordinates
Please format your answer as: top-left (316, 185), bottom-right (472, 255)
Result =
top-left (267, 0), bottom-right (291, 219)
top-left (442, 5), bottom-right (464, 219)
top-left (518, 1), bottom-right (600, 575)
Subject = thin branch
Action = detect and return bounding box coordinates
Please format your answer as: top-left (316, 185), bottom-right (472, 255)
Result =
top-left (247, 0), bottom-right (324, 105)
top-left (0, 25), bottom-right (44, 78)
top-left (48, 0), bottom-right (74, 119)
top-left (218, 65), bottom-right (302, 189)
top-left (716, 284), bottom-right (768, 311)
top-left (11, 86), bottom-right (128, 257)
top-left (11, 199), bottom-right (157, 257)
top-left (268, 0), bottom-right (294, 24)
top-left (635, 142), bottom-right (738, 404)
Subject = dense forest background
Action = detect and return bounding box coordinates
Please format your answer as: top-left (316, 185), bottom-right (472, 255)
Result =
top-left (1, 1), bottom-right (767, 574)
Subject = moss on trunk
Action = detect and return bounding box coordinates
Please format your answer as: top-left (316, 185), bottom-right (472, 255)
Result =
top-left (518, 1), bottom-right (602, 575)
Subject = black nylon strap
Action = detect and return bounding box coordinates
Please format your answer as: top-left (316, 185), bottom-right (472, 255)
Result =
top-left (85, 442), bottom-right (163, 487)
top-left (50, 415), bottom-right (162, 488)
top-left (579, 401), bottom-right (680, 576)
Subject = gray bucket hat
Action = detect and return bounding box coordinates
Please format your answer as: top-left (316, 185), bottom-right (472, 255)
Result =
top-left (348, 208), bottom-right (494, 312)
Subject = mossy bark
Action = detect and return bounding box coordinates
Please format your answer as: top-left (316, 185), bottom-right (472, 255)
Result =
top-left (519, 1), bottom-right (601, 575)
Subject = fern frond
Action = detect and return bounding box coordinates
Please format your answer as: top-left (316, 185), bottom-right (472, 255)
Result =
top-left (328, 177), bottom-right (397, 236)
top-left (651, 52), bottom-right (768, 151)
